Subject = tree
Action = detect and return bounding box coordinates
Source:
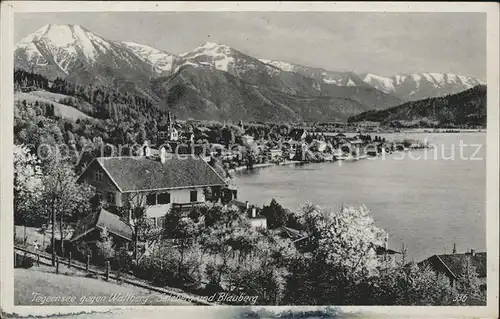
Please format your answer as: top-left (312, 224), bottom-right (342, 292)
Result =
top-left (162, 210), bottom-right (201, 277)
top-left (136, 124), bottom-right (147, 144)
top-left (284, 204), bottom-right (388, 304)
top-left (316, 205), bottom-right (387, 278)
top-left (261, 199), bottom-right (289, 229)
top-left (13, 145), bottom-right (43, 227)
top-left (118, 192), bottom-right (152, 261)
top-left (38, 161), bottom-right (94, 264)
top-left (454, 257), bottom-right (486, 305)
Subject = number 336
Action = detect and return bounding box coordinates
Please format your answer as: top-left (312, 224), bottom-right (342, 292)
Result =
top-left (453, 294), bottom-right (468, 303)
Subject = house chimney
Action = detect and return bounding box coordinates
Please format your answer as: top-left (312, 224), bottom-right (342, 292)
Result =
top-left (470, 249), bottom-right (475, 257)
top-left (452, 243), bottom-right (457, 254)
top-left (245, 201), bottom-right (249, 210)
top-left (384, 234), bottom-right (389, 250)
top-left (251, 207), bottom-right (256, 218)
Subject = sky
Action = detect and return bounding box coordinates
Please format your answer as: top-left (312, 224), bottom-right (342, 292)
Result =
top-left (15, 12), bottom-right (486, 80)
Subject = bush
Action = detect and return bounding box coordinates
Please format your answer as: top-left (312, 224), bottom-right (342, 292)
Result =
top-left (111, 247), bottom-right (133, 275)
top-left (132, 256), bottom-right (177, 287)
top-left (95, 228), bottom-right (115, 265)
top-left (15, 253), bottom-right (34, 269)
top-left (73, 241), bottom-right (94, 261)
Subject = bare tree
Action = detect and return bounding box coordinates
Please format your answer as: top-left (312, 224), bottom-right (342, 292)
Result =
top-left (118, 192), bottom-right (156, 261)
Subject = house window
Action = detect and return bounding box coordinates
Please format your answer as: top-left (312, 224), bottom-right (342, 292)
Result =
top-left (158, 192), bottom-right (171, 205)
top-left (107, 192), bottom-right (116, 205)
top-left (94, 169), bottom-right (103, 181)
top-left (158, 215), bottom-right (166, 228)
top-left (158, 131), bottom-right (165, 139)
top-left (146, 193), bottom-right (157, 205)
top-left (190, 190), bottom-right (198, 202)
top-left (96, 190), bottom-right (103, 202)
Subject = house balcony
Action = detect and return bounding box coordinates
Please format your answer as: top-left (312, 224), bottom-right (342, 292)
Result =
top-left (171, 202), bottom-right (206, 213)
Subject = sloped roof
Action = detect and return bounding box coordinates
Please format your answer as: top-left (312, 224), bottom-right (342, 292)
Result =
top-left (375, 246), bottom-right (401, 255)
top-left (96, 156), bottom-right (227, 192)
top-left (95, 209), bottom-right (133, 241)
top-left (70, 210), bottom-right (100, 242)
top-left (288, 128), bottom-right (307, 140)
top-left (273, 226), bottom-right (308, 242)
top-left (438, 252), bottom-right (486, 278)
top-left (228, 199), bottom-right (247, 210)
top-left (71, 208), bottom-right (133, 242)
top-left (420, 252), bottom-right (486, 279)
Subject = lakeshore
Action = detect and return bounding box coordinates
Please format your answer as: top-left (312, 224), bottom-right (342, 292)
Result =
top-left (228, 160), bottom-right (302, 174)
top-left (232, 132), bottom-right (486, 262)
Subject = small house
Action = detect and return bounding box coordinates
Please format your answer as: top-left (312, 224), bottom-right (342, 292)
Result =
top-left (269, 148), bottom-right (283, 162)
top-left (241, 135), bottom-right (255, 146)
top-left (70, 208), bottom-right (133, 247)
top-left (418, 247), bottom-right (486, 290)
top-left (228, 200), bottom-right (267, 230)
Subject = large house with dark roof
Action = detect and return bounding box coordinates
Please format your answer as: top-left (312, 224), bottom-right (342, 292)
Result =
top-left (78, 148), bottom-right (228, 228)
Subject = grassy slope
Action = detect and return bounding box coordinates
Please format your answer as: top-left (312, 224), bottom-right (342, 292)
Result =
top-left (14, 225), bottom-right (70, 250)
top-left (15, 92), bottom-right (92, 121)
top-left (15, 268), bottom-right (191, 305)
top-left (29, 90), bottom-right (75, 102)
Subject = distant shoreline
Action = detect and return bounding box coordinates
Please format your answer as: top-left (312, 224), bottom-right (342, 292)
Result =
top-left (315, 129), bottom-right (486, 135)
top-left (229, 160), bottom-right (302, 174)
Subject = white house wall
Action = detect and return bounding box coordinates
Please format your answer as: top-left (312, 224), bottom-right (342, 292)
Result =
top-left (144, 187), bottom-right (207, 218)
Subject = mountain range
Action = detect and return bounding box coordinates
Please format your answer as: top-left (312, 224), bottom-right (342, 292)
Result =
top-left (14, 24), bottom-right (485, 122)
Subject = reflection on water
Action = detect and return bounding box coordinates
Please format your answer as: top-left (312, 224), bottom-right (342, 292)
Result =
top-left (232, 133), bottom-right (486, 262)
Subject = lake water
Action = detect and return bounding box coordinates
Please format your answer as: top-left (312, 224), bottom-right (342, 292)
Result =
top-left (232, 133), bottom-right (486, 261)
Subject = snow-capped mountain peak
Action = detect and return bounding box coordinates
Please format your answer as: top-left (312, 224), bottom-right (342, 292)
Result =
top-left (17, 24), bottom-right (110, 64)
top-left (15, 24), bottom-right (116, 75)
top-left (183, 42), bottom-right (230, 54)
top-left (15, 24), bottom-right (157, 84)
top-left (363, 74), bottom-right (396, 93)
top-left (15, 24), bottom-right (485, 104)
top-left (181, 42), bottom-right (240, 72)
top-left (362, 72), bottom-right (484, 100)
top-left (121, 41), bottom-right (179, 74)
top-left (260, 58), bottom-right (372, 88)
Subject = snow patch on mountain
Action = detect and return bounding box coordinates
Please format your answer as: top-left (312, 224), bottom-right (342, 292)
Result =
top-left (259, 59), bottom-right (296, 72)
top-left (323, 78), bottom-right (339, 85)
top-left (411, 74), bottom-right (422, 88)
top-left (363, 74), bottom-right (395, 93)
top-left (183, 42), bottom-right (236, 72)
top-left (121, 41), bottom-right (178, 73)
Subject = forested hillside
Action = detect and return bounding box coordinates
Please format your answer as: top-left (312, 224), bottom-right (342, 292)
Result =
top-left (348, 85), bottom-right (487, 127)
